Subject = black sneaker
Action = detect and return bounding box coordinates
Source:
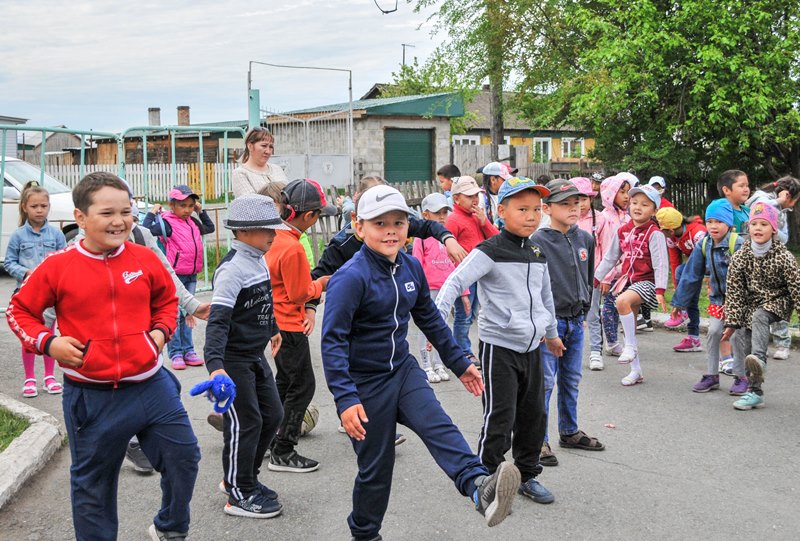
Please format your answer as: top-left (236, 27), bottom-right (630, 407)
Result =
top-left (268, 450), bottom-right (320, 473)
top-left (636, 315), bottom-right (654, 332)
top-left (224, 491), bottom-right (282, 518)
top-left (219, 480), bottom-right (279, 501)
top-left (475, 462), bottom-right (520, 527)
top-left (149, 524), bottom-right (186, 540)
top-left (394, 433), bottom-right (407, 446)
top-left (126, 440), bottom-right (155, 474)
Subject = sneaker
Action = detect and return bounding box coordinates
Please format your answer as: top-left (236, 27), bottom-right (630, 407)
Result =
top-left (589, 351), bottom-right (604, 371)
top-left (474, 461), bottom-right (521, 527)
top-left (692, 374), bottom-right (720, 393)
top-left (636, 315), bottom-right (653, 332)
top-left (539, 442), bottom-right (558, 467)
top-left (518, 478), bottom-right (555, 504)
top-left (425, 367), bottom-right (441, 383)
top-left (207, 412), bottom-right (224, 432)
top-left (170, 355), bottom-right (186, 370)
top-left (183, 351), bottom-right (204, 366)
top-left (224, 491), bottom-right (283, 518)
top-left (719, 358), bottom-right (734, 375)
top-left (618, 345), bottom-right (637, 364)
top-left (664, 311), bottom-right (689, 328)
top-left (219, 480), bottom-right (278, 501)
top-left (395, 433), bottom-right (407, 446)
top-left (733, 391), bottom-right (765, 410)
top-left (148, 524), bottom-right (186, 540)
top-left (729, 376), bottom-right (749, 396)
top-left (745, 354), bottom-right (766, 386)
top-left (126, 440), bottom-right (155, 474)
top-left (673, 336), bottom-right (702, 353)
top-left (268, 450), bottom-right (319, 473)
top-left (773, 347), bottom-right (790, 360)
top-left (435, 366), bottom-right (451, 381)
top-left (605, 342), bottom-right (623, 356)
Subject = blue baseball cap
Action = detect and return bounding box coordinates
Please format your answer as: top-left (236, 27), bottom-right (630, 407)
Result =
top-left (628, 184), bottom-right (661, 208)
top-left (497, 176), bottom-right (551, 203)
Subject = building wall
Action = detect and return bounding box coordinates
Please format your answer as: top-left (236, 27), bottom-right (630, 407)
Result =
top-left (475, 133), bottom-right (597, 163)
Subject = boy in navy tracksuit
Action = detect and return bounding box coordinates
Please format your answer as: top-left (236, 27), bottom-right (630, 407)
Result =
top-left (204, 194), bottom-right (290, 519)
top-left (322, 185), bottom-right (520, 541)
top-left (437, 176), bottom-right (564, 505)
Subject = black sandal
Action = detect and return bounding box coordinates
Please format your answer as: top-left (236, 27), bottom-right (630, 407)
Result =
top-left (559, 430), bottom-right (605, 451)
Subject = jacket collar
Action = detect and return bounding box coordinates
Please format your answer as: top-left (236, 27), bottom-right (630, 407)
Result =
top-left (23, 220), bottom-right (50, 235)
top-left (76, 239), bottom-right (125, 260)
top-left (501, 228), bottom-right (531, 246)
top-left (453, 204), bottom-right (474, 218)
top-left (361, 243), bottom-right (403, 273)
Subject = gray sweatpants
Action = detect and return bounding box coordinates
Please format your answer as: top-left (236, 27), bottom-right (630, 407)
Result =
top-left (770, 320), bottom-right (791, 349)
top-left (707, 317), bottom-right (744, 376)
top-left (587, 287), bottom-right (603, 352)
top-left (734, 308), bottom-right (781, 390)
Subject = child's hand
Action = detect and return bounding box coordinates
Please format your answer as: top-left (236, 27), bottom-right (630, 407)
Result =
top-left (474, 205), bottom-right (487, 225)
top-left (303, 308), bottom-right (316, 336)
top-left (49, 336), bottom-right (85, 367)
top-left (461, 295), bottom-right (471, 316)
top-left (185, 314), bottom-right (196, 328)
top-left (599, 282), bottom-right (610, 295)
top-left (194, 201), bottom-right (203, 213)
top-left (341, 404), bottom-right (368, 440)
top-left (151, 203), bottom-right (162, 214)
top-left (148, 330), bottom-right (166, 351)
top-left (544, 337), bottom-right (567, 357)
top-left (444, 237), bottom-right (468, 264)
top-left (318, 275), bottom-right (331, 291)
top-left (721, 327), bottom-right (735, 342)
top-left (459, 364), bottom-right (484, 396)
top-left (426, 340), bottom-right (433, 352)
top-left (656, 293), bottom-right (667, 312)
top-left (192, 303), bottom-right (211, 320)
top-left (270, 332), bottom-right (282, 358)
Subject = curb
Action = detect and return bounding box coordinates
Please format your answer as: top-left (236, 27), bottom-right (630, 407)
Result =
top-left (0, 393), bottom-right (64, 510)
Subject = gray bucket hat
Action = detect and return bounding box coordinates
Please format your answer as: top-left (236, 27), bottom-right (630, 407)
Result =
top-left (224, 194), bottom-right (291, 230)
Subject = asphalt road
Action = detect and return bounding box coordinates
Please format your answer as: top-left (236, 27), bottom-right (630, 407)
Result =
top-left (0, 276), bottom-right (799, 541)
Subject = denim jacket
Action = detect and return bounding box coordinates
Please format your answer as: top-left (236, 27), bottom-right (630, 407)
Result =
top-left (671, 230), bottom-right (744, 309)
top-left (4, 221), bottom-right (66, 287)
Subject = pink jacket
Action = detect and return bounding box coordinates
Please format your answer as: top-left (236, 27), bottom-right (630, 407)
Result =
top-left (598, 175), bottom-right (632, 283)
top-left (413, 237), bottom-right (460, 291)
top-left (161, 212), bottom-right (204, 275)
top-left (577, 209), bottom-right (607, 271)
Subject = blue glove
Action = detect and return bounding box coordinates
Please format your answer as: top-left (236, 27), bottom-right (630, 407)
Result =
top-left (190, 374), bottom-right (237, 413)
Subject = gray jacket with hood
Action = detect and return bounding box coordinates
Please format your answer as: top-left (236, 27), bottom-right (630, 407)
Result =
top-left (436, 229), bottom-right (558, 353)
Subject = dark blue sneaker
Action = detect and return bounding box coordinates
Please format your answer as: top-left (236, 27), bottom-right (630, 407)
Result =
top-left (474, 462), bottom-right (521, 527)
top-left (219, 480), bottom-right (278, 501)
top-left (224, 491), bottom-right (282, 518)
top-left (519, 478), bottom-right (555, 504)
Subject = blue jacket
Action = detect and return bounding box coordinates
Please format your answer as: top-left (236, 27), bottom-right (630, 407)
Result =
top-left (4, 221), bottom-right (66, 287)
top-left (321, 244), bottom-right (469, 415)
top-left (672, 231), bottom-right (744, 309)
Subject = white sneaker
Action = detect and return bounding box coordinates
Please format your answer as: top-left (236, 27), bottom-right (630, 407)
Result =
top-left (618, 345), bottom-right (637, 364)
top-left (435, 367), bottom-right (450, 381)
top-left (773, 347), bottom-right (790, 360)
top-left (589, 351), bottom-right (604, 371)
top-left (605, 342), bottom-right (623, 356)
top-left (425, 368), bottom-right (441, 383)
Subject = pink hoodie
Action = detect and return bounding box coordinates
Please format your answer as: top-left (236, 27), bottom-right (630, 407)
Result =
top-left (577, 208), bottom-right (607, 271)
top-left (597, 175), bottom-right (631, 282)
top-left (412, 237), bottom-right (458, 290)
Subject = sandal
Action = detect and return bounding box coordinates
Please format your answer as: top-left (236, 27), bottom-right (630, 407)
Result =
top-left (22, 378), bottom-right (38, 398)
top-left (559, 430), bottom-right (605, 451)
top-left (43, 375), bottom-right (63, 394)
top-left (621, 371), bottom-right (644, 386)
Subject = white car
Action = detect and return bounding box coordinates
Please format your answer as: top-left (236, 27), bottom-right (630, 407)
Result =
top-left (1, 156), bottom-right (78, 262)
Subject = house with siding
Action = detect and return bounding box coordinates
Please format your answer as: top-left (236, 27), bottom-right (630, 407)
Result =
top-left (0, 115), bottom-right (27, 158)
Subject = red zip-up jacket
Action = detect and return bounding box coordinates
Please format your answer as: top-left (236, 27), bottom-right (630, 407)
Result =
top-left (445, 204), bottom-right (499, 256)
top-left (666, 217), bottom-right (707, 286)
top-left (7, 240), bottom-right (177, 385)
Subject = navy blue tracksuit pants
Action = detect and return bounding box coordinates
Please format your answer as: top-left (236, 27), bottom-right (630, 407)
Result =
top-left (348, 357), bottom-right (487, 541)
top-left (62, 368), bottom-right (200, 541)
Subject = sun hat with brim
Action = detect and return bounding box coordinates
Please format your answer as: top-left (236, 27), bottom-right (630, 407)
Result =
top-left (497, 176), bottom-right (551, 203)
top-left (224, 194), bottom-right (291, 230)
top-left (357, 185), bottom-right (411, 220)
top-left (628, 184), bottom-right (661, 208)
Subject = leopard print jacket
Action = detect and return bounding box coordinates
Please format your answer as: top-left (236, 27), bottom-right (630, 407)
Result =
top-left (725, 240), bottom-right (800, 329)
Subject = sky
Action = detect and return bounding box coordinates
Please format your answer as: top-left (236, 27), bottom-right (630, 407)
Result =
top-left (1, 1), bottom-right (443, 134)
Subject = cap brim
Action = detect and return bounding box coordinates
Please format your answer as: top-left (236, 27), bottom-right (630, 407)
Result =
top-left (546, 190), bottom-right (582, 203)
top-left (454, 187), bottom-right (482, 196)
top-left (501, 184), bottom-right (551, 202)
top-left (358, 204), bottom-right (411, 221)
top-left (422, 203), bottom-right (452, 213)
top-left (171, 193), bottom-right (199, 201)
top-left (319, 204), bottom-right (338, 217)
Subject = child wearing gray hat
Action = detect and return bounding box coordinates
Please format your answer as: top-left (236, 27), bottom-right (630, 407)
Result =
top-left (204, 194), bottom-right (291, 519)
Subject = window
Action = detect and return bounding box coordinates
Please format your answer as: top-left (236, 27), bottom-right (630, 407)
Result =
top-left (561, 138), bottom-right (584, 159)
top-left (533, 138), bottom-right (551, 163)
top-left (452, 135), bottom-right (480, 145)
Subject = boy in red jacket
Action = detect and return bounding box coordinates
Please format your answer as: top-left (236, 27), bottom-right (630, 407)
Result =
top-left (445, 175), bottom-right (500, 366)
top-left (6, 172), bottom-right (199, 541)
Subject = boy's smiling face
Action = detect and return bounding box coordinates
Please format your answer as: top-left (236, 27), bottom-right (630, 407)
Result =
top-left (74, 186), bottom-right (133, 253)
top-left (723, 175), bottom-right (750, 206)
top-left (356, 210), bottom-right (409, 262)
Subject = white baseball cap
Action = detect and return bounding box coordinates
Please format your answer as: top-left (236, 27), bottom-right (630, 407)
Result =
top-left (421, 192), bottom-right (452, 213)
top-left (357, 185), bottom-right (411, 220)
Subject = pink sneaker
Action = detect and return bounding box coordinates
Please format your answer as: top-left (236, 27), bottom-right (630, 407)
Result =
top-left (673, 336), bottom-right (702, 352)
top-left (171, 354), bottom-right (186, 370)
top-left (664, 311), bottom-right (689, 328)
top-left (184, 351), bottom-right (205, 366)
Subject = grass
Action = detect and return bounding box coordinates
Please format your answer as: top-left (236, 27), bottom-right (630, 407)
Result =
top-left (0, 407), bottom-right (30, 453)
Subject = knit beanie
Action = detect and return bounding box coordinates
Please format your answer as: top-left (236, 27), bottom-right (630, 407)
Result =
top-left (704, 199), bottom-right (734, 227)
top-left (750, 201), bottom-right (779, 232)
top-left (656, 207), bottom-right (683, 230)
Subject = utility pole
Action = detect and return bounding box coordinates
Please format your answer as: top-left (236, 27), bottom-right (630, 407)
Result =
top-left (401, 43), bottom-right (415, 66)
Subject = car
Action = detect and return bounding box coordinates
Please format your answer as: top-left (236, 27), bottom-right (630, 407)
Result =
top-left (1, 156), bottom-right (78, 262)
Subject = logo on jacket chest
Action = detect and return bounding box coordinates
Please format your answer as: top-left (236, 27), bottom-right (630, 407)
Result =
top-left (122, 270), bottom-right (143, 284)
top-left (404, 282), bottom-right (416, 292)
top-left (579, 248), bottom-right (588, 261)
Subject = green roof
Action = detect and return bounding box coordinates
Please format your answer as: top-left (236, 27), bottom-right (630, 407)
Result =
top-left (285, 92), bottom-right (464, 118)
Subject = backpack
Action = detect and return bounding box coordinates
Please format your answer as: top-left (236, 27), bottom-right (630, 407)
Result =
top-left (154, 213), bottom-right (168, 254)
top-left (131, 226), bottom-right (146, 246)
top-left (701, 232), bottom-right (738, 257)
